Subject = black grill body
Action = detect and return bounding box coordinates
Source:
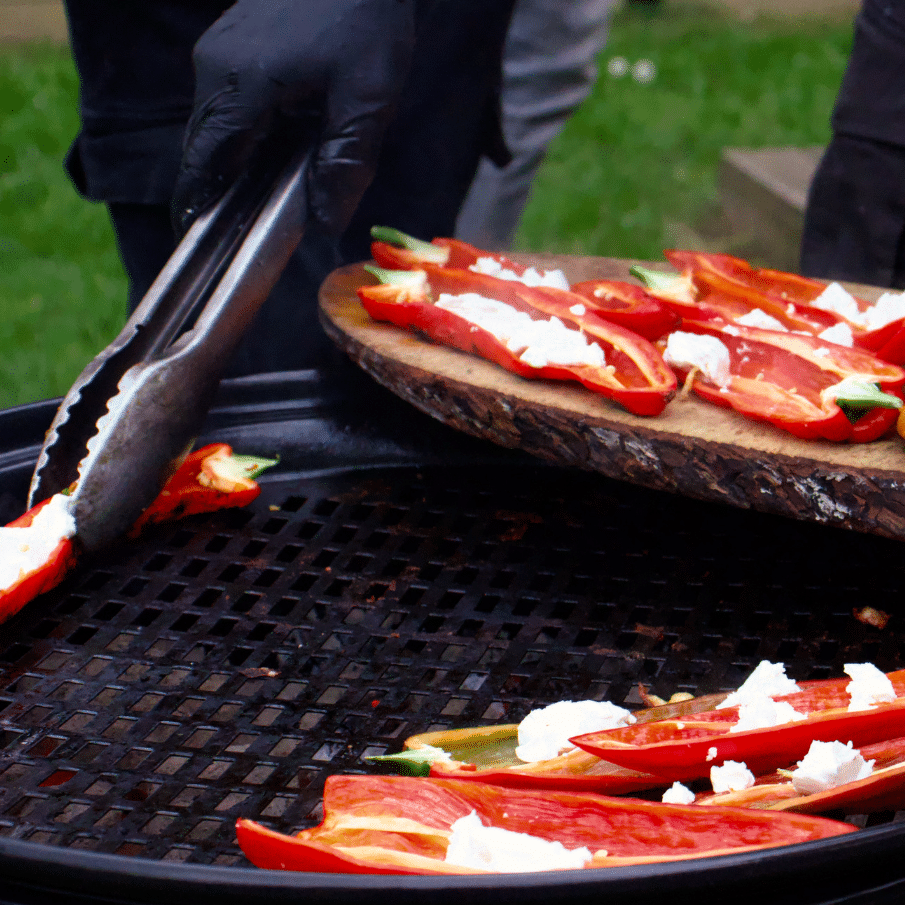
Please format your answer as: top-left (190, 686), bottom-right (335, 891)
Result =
top-left (0, 362), bottom-right (904, 904)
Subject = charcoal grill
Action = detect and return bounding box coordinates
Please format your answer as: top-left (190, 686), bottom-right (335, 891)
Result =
top-left (1, 358), bottom-right (905, 904)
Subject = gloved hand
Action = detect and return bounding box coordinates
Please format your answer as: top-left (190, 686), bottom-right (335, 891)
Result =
top-left (172, 0), bottom-right (416, 237)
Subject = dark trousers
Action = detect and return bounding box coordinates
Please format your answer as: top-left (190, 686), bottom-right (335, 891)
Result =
top-left (800, 0), bottom-right (905, 288)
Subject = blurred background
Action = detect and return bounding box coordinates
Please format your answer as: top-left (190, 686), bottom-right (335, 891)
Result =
top-left (0, 0), bottom-right (860, 409)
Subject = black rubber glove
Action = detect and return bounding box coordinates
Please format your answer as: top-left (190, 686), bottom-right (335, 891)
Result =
top-left (172, 0), bottom-right (416, 237)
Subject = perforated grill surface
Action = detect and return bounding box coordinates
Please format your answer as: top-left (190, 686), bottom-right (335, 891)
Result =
top-left (1, 459), bottom-right (904, 865)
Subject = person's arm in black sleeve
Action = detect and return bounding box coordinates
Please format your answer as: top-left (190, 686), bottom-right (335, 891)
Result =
top-left (171, 0), bottom-right (416, 238)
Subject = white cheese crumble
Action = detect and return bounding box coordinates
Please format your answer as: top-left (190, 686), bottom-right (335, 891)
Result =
top-left (663, 331), bottom-right (731, 387)
top-left (811, 282), bottom-right (861, 322)
top-left (791, 740), bottom-right (874, 795)
top-left (735, 309), bottom-right (788, 332)
top-left (710, 760), bottom-right (756, 793)
top-left (444, 811), bottom-right (592, 872)
top-left (817, 322), bottom-right (854, 347)
top-left (515, 699), bottom-right (636, 763)
top-left (811, 282), bottom-right (905, 332)
top-left (844, 662), bottom-right (897, 711)
top-left (661, 782), bottom-right (696, 804)
top-left (717, 661), bottom-right (801, 709)
top-left (0, 494), bottom-right (76, 592)
top-left (569, 303), bottom-right (587, 316)
top-left (435, 293), bottom-right (606, 370)
top-left (731, 697), bottom-right (806, 733)
top-left (469, 256), bottom-right (571, 290)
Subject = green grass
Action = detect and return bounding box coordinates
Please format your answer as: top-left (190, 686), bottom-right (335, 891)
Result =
top-left (0, 2), bottom-right (854, 408)
top-left (516, 2), bottom-right (853, 257)
top-left (0, 42), bottom-right (127, 410)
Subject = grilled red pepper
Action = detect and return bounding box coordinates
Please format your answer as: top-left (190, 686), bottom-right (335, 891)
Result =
top-left (635, 250), bottom-right (905, 364)
top-left (359, 266), bottom-right (676, 416)
top-left (0, 444), bottom-right (276, 624)
top-left (367, 692), bottom-right (729, 795)
top-left (571, 669), bottom-right (905, 782)
top-left (660, 319), bottom-right (905, 441)
top-left (370, 226), bottom-right (680, 340)
top-left (236, 775), bottom-right (853, 875)
top-left (128, 444), bottom-right (276, 534)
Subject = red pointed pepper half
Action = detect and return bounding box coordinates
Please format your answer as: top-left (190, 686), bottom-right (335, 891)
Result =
top-left (358, 266), bottom-right (676, 417)
top-left (571, 670), bottom-right (905, 782)
top-left (660, 319), bottom-right (905, 441)
top-left (370, 226), bottom-right (680, 340)
top-left (235, 775), bottom-right (853, 875)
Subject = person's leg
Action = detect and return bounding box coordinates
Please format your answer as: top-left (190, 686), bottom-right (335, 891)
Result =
top-left (800, 137), bottom-right (905, 289)
top-left (454, 0), bottom-right (614, 250)
top-left (799, 0), bottom-right (905, 287)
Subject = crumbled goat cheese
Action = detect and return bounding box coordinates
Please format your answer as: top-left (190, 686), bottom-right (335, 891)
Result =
top-left (718, 661), bottom-right (800, 709)
top-left (663, 332), bottom-right (731, 387)
top-left (810, 282), bottom-right (905, 331)
top-left (845, 662), bottom-right (897, 712)
top-left (710, 761), bottom-right (755, 793)
top-left (569, 304), bottom-right (587, 316)
top-left (0, 494), bottom-right (76, 592)
top-left (791, 740), bottom-right (874, 795)
top-left (469, 257), bottom-right (571, 290)
top-left (444, 811), bottom-right (593, 873)
top-left (731, 697), bottom-right (806, 733)
top-left (811, 282), bottom-right (862, 322)
top-left (866, 291), bottom-right (905, 330)
top-left (735, 309), bottom-right (788, 332)
top-left (817, 322), bottom-right (854, 347)
top-left (436, 293), bottom-right (605, 370)
top-left (662, 782), bottom-right (696, 805)
top-left (515, 699), bottom-right (636, 763)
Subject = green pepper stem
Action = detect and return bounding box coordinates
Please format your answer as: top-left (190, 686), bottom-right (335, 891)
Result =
top-left (229, 454), bottom-right (279, 480)
top-left (364, 750), bottom-right (441, 777)
top-left (630, 264), bottom-right (684, 293)
top-left (370, 226), bottom-right (448, 264)
top-left (831, 378), bottom-right (902, 411)
top-left (363, 264), bottom-right (428, 288)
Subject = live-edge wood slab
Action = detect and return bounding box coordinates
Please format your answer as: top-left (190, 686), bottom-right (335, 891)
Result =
top-left (319, 255), bottom-right (905, 543)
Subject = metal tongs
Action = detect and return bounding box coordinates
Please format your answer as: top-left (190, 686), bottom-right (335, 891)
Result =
top-left (28, 146), bottom-right (312, 552)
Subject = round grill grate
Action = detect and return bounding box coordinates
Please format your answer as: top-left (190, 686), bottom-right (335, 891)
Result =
top-left (1, 459), bottom-right (904, 866)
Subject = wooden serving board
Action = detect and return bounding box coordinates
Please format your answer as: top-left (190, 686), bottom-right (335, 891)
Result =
top-left (319, 255), bottom-right (905, 543)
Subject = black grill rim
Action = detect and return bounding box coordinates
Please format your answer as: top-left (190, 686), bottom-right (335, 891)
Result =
top-left (1, 822), bottom-right (905, 905)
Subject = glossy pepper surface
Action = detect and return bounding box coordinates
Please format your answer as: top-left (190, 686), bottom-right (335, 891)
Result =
top-left (571, 670), bottom-right (905, 782)
top-left (358, 267), bottom-right (676, 416)
top-left (662, 319), bottom-right (905, 441)
top-left (235, 775), bottom-right (853, 875)
top-left (370, 226), bottom-right (680, 340)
